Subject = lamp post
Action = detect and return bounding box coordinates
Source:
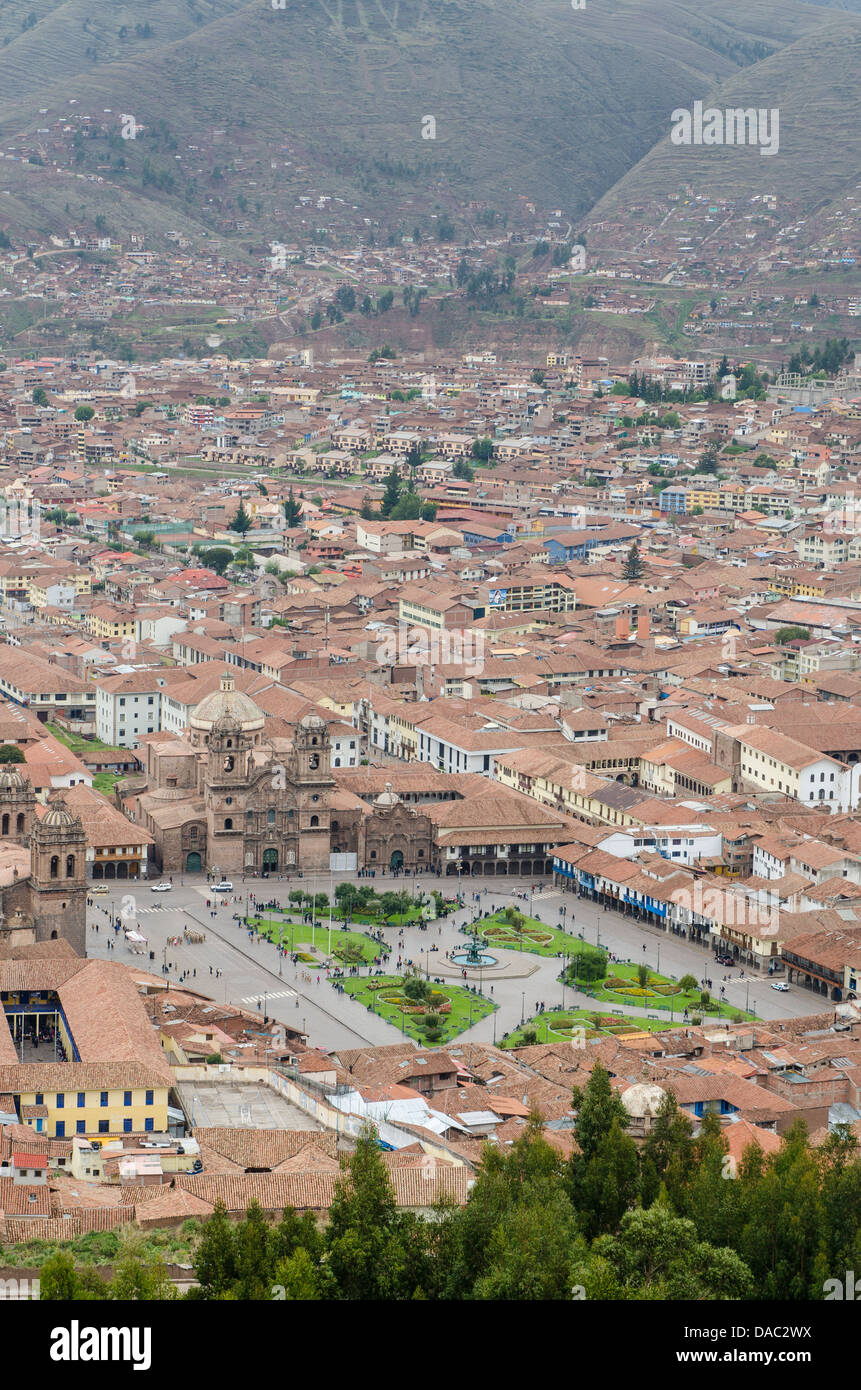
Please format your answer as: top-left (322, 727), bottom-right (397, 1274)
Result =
top-left (520, 991), bottom-right (525, 1026)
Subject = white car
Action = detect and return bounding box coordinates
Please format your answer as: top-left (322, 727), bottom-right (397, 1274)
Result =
top-left (770, 981), bottom-right (790, 992)
top-left (213, 881), bottom-right (233, 892)
top-left (150, 882), bottom-right (172, 893)
top-left (91, 884), bottom-right (109, 895)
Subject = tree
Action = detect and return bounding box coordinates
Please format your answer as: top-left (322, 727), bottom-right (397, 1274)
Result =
top-left (379, 891), bottom-right (404, 926)
top-left (228, 500), bottom-right (252, 535)
top-left (471, 437), bottom-right (493, 463)
top-left (283, 488), bottom-right (302, 527)
top-left (403, 973), bottom-right (431, 1003)
top-left (389, 491), bottom-right (422, 521)
top-left (193, 1200), bottom-right (237, 1298)
top-left (0, 744), bottom-right (25, 764)
top-left (572, 1063), bottom-right (630, 1167)
top-left (572, 1200), bottom-right (754, 1300)
top-left (74, 405), bottom-right (95, 422)
top-left (380, 468), bottom-right (402, 518)
top-left (636, 963), bottom-right (650, 989)
top-left (622, 544), bottom-right (643, 581)
top-left (326, 1128), bottom-right (399, 1300)
top-left (199, 547), bottom-right (233, 576)
top-left (775, 626), bottom-right (810, 645)
top-left (32, 387), bottom-right (48, 406)
top-left (678, 973), bottom-right (698, 993)
top-left (40, 1251), bottom-right (92, 1300)
top-left (335, 882), bottom-right (360, 922)
top-left (452, 459), bottom-right (474, 481)
top-left (109, 1242), bottom-right (176, 1301)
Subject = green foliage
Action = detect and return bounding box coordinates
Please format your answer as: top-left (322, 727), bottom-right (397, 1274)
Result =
top-left (37, 1070), bottom-right (861, 1302)
top-left (622, 543), bottom-right (643, 581)
top-left (198, 547), bottom-right (233, 576)
top-left (0, 744), bottom-right (25, 763)
top-left (775, 626), bottom-right (810, 645)
top-left (228, 499), bottom-right (252, 535)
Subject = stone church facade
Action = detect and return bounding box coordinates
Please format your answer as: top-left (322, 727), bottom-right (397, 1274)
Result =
top-left (137, 676), bottom-right (334, 875)
top-left (0, 770), bottom-right (87, 956)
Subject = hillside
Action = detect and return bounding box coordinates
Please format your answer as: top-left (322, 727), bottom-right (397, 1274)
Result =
top-left (589, 20), bottom-right (861, 222)
top-left (0, 0), bottom-right (849, 247)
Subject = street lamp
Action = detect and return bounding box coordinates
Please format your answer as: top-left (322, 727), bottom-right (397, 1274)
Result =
top-left (520, 991), bottom-right (525, 1026)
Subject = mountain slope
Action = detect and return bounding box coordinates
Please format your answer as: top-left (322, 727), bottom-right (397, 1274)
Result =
top-left (587, 19), bottom-right (860, 222)
top-left (0, 0), bottom-right (848, 246)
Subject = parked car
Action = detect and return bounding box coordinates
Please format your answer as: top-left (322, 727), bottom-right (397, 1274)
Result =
top-left (771, 981), bottom-right (790, 992)
top-left (150, 882), bottom-right (172, 893)
top-left (213, 880), bottom-right (233, 892)
top-left (91, 884), bottom-right (109, 895)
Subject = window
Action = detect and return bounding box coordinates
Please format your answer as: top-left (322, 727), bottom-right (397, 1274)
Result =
top-left (35, 1092), bottom-right (43, 1106)
top-left (224, 818), bottom-right (233, 830)
top-left (310, 815), bottom-right (319, 828)
top-left (144, 1117), bottom-right (154, 1133)
top-left (145, 1090), bottom-right (153, 1106)
top-left (77, 1092), bottom-right (85, 1108)
top-left (123, 1091), bottom-right (132, 1107)
top-left (56, 1093), bottom-right (64, 1109)
top-left (76, 1120), bottom-right (86, 1135)
top-left (66, 854), bottom-right (75, 878)
top-left (100, 1091), bottom-right (108, 1107)
top-left (50, 855), bottom-right (58, 879)
top-left (123, 1118), bottom-right (133, 1133)
top-left (56, 1121), bottom-right (65, 1138)
top-left (268, 809), bottom-right (275, 825)
top-left (98, 1120), bottom-right (109, 1134)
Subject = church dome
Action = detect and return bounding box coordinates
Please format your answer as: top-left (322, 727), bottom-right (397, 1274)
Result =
top-left (620, 1083), bottom-right (666, 1119)
top-left (190, 674), bottom-right (265, 735)
top-left (299, 712), bottom-right (327, 731)
top-left (0, 768), bottom-right (27, 790)
top-left (41, 802), bottom-right (77, 829)
top-left (374, 781), bottom-right (400, 808)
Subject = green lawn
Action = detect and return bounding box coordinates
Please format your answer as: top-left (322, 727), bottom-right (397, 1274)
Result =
top-left (475, 911), bottom-right (578, 958)
top-left (340, 973), bottom-right (495, 1046)
top-left (92, 771), bottom-right (122, 796)
top-left (247, 916), bottom-right (389, 965)
top-left (502, 1008), bottom-right (688, 1049)
top-left (571, 961), bottom-right (756, 1022)
top-left (47, 724), bottom-right (115, 754)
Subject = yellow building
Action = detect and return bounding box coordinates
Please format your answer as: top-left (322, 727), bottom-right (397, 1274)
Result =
top-left (0, 958), bottom-right (173, 1141)
top-left (85, 604), bottom-right (136, 641)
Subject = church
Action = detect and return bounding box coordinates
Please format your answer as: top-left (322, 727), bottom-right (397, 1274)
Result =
top-left (136, 675), bottom-right (336, 876)
top-left (134, 674), bottom-right (442, 878)
top-left (0, 769), bottom-right (87, 956)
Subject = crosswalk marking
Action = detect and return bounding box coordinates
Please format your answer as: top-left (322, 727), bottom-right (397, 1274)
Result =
top-left (240, 989), bottom-right (295, 1003)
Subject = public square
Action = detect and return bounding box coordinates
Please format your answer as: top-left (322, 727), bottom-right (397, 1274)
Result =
top-left (85, 868), bottom-right (818, 1052)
